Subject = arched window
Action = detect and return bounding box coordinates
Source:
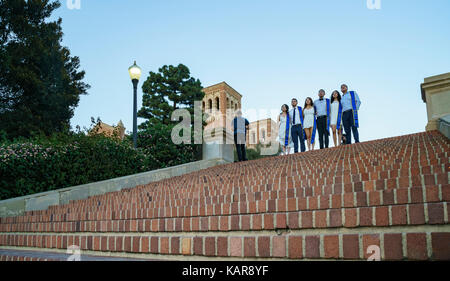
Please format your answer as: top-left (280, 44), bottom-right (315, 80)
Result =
top-left (261, 129), bottom-right (266, 140)
top-left (227, 98), bottom-right (229, 109)
top-left (208, 99), bottom-right (212, 113)
top-left (235, 104), bottom-right (238, 110)
top-left (215, 97), bottom-right (220, 110)
top-left (202, 101), bottom-right (205, 111)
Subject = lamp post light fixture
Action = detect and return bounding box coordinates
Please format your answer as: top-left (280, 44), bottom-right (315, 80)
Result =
top-left (128, 61), bottom-right (142, 148)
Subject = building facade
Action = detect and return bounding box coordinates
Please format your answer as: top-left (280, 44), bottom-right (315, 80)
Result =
top-left (247, 118), bottom-right (277, 149)
top-left (89, 120), bottom-right (126, 140)
top-left (201, 82), bottom-right (276, 149)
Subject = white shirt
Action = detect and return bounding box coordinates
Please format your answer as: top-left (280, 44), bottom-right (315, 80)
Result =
top-left (289, 106), bottom-right (303, 126)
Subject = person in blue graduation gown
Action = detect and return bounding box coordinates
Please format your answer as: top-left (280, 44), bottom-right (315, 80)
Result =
top-left (340, 84), bottom-right (361, 144)
top-left (313, 89), bottom-right (331, 149)
top-left (278, 104), bottom-right (293, 155)
top-left (289, 98), bottom-right (306, 153)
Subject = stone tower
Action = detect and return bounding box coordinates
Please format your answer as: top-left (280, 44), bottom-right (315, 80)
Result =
top-left (201, 82), bottom-right (243, 163)
top-left (202, 81), bottom-right (242, 132)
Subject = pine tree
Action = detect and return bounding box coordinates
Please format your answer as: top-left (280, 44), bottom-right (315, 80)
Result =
top-left (138, 64), bottom-right (204, 128)
top-left (0, 0), bottom-right (90, 139)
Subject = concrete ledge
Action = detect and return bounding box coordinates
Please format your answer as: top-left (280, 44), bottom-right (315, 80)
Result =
top-left (0, 158), bottom-right (230, 217)
top-left (421, 72), bottom-right (450, 131)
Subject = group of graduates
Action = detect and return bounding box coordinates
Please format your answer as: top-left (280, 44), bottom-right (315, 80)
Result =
top-left (277, 84), bottom-right (362, 155)
top-left (232, 84), bottom-right (362, 162)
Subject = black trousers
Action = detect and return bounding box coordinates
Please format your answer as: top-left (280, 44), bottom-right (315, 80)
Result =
top-left (317, 116), bottom-right (329, 149)
top-left (343, 110), bottom-right (360, 144)
top-left (234, 133), bottom-right (247, 162)
top-left (291, 124), bottom-right (306, 153)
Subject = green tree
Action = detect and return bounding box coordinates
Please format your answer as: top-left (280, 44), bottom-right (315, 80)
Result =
top-left (138, 64), bottom-right (204, 128)
top-left (0, 0), bottom-right (90, 140)
top-left (134, 123), bottom-right (201, 170)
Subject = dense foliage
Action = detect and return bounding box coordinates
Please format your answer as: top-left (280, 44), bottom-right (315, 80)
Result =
top-left (0, 132), bottom-right (149, 200)
top-left (134, 122), bottom-right (202, 169)
top-left (0, 0), bottom-right (90, 139)
top-left (0, 2), bottom-right (207, 200)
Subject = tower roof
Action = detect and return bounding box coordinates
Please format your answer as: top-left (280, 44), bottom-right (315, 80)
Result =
top-left (202, 81), bottom-right (243, 98)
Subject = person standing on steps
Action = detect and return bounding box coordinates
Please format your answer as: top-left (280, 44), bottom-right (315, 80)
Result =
top-left (313, 89), bottom-right (331, 149)
top-left (330, 90), bottom-right (343, 147)
top-left (278, 104), bottom-right (293, 155)
top-left (289, 98), bottom-right (306, 153)
top-left (231, 110), bottom-right (250, 162)
top-left (303, 97), bottom-right (316, 151)
top-left (341, 84), bottom-right (361, 144)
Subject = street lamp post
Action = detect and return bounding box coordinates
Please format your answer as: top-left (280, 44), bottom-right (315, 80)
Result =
top-left (128, 61), bottom-right (142, 148)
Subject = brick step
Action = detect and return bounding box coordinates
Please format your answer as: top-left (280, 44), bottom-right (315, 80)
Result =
top-left (209, 160), bottom-right (449, 178)
top-left (0, 253), bottom-right (58, 261)
top-left (1, 201), bottom-right (448, 233)
top-left (6, 184), bottom-right (448, 225)
top-left (37, 153), bottom-right (446, 200)
top-left (17, 156), bottom-right (447, 217)
top-left (56, 166), bottom-right (448, 209)
top-left (1, 226), bottom-right (449, 260)
top-left (52, 173), bottom-right (450, 214)
top-left (57, 166), bottom-right (448, 206)
top-left (95, 162), bottom-right (450, 193)
top-left (0, 249), bottom-right (153, 261)
top-left (18, 169), bottom-right (449, 219)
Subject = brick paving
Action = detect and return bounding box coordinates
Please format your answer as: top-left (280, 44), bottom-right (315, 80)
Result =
top-left (0, 131), bottom-right (449, 260)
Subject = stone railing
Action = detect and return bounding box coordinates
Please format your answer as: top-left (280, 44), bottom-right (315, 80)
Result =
top-left (439, 115), bottom-right (450, 139)
top-left (0, 158), bottom-right (230, 217)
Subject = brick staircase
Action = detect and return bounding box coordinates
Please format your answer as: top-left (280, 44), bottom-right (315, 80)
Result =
top-left (0, 131), bottom-right (449, 261)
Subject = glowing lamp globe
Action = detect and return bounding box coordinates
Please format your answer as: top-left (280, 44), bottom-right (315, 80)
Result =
top-left (128, 61), bottom-right (142, 81)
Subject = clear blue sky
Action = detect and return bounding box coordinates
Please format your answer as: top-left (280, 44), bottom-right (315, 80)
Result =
top-left (52, 0), bottom-right (450, 142)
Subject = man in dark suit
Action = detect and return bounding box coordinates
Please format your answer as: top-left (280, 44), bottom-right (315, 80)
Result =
top-left (232, 110), bottom-right (250, 162)
top-left (289, 98), bottom-right (306, 153)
